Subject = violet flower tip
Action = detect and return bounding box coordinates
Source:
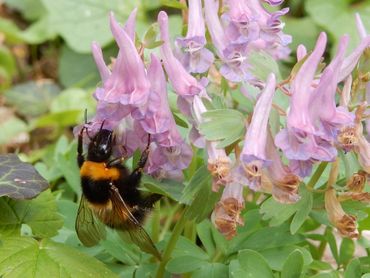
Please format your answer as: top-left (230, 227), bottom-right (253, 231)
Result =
top-left (158, 11), bottom-right (168, 23)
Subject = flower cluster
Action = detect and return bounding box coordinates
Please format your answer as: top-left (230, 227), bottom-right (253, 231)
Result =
top-left (79, 1), bottom-right (370, 239)
top-left (79, 10), bottom-right (193, 180)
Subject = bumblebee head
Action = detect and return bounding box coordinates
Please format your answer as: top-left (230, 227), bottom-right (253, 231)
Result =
top-left (87, 123), bottom-right (115, 162)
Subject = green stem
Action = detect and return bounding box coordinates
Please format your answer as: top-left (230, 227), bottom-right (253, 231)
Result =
top-left (152, 202), bottom-right (161, 243)
top-left (211, 249), bottom-right (224, 263)
top-left (306, 162), bottom-right (328, 190)
top-left (184, 220), bottom-right (196, 242)
top-left (159, 203), bottom-right (181, 241)
top-left (156, 207), bottom-right (187, 278)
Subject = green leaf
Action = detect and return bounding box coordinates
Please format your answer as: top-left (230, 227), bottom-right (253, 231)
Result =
top-left (143, 23), bottom-right (158, 47)
top-left (284, 16), bottom-right (320, 51)
top-left (0, 190), bottom-right (63, 237)
top-left (0, 154), bottom-right (49, 199)
top-left (325, 228), bottom-right (339, 265)
top-left (4, 0), bottom-right (46, 20)
top-left (166, 255), bottom-right (207, 274)
top-left (281, 249), bottom-right (304, 278)
top-left (0, 237), bottom-right (117, 277)
top-left (0, 46), bottom-right (17, 85)
top-left (0, 115), bottom-right (28, 146)
top-left (305, 0), bottom-right (369, 53)
top-left (41, 0), bottom-right (137, 52)
top-left (4, 80), bottom-right (61, 117)
top-left (20, 16), bottom-right (57, 44)
top-left (229, 259), bottom-right (249, 278)
top-left (249, 50), bottom-right (282, 81)
top-left (344, 258), bottom-right (362, 278)
top-left (142, 175), bottom-right (183, 201)
top-left (185, 176), bottom-right (220, 223)
top-left (199, 109), bottom-right (245, 148)
top-left (54, 139), bottom-right (81, 195)
top-left (58, 45), bottom-right (116, 88)
top-left (339, 238), bottom-right (355, 266)
top-left (196, 220), bottom-right (216, 256)
top-left (0, 18), bottom-right (24, 43)
top-left (238, 249), bottom-right (274, 278)
top-left (50, 88), bottom-right (96, 113)
top-left (290, 186), bottom-right (313, 234)
top-left (229, 224), bottom-right (304, 253)
top-left (260, 246), bottom-right (312, 272)
top-left (173, 112), bottom-right (189, 128)
top-left (180, 166), bottom-right (210, 204)
top-left (172, 236), bottom-right (209, 260)
top-left (32, 110), bottom-right (82, 128)
top-left (160, 0), bottom-right (187, 9)
top-left (260, 197), bottom-right (299, 226)
top-left (192, 263), bottom-right (228, 278)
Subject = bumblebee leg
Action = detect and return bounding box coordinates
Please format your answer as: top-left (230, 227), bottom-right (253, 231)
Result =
top-left (107, 145), bottom-right (127, 167)
top-left (106, 156), bottom-right (125, 167)
top-left (77, 127), bottom-right (86, 168)
top-left (126, 134), bottom-right (151, 185)
top-left (141, 194), bottom-right (162, 209)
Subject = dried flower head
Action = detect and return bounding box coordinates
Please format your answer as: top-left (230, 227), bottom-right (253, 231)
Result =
top-left (325, 188), bottom-right (359, 239)
top-left (212, 182), bottom-right (245, 239)
top-left (346, 170), bottom-right (368, 192)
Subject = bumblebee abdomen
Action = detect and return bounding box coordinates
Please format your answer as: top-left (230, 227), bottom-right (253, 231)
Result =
top-left (80, 161), bottom-right (120, 181)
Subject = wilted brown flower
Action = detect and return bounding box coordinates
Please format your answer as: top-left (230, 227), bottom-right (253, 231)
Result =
top-left (337, 126), bottom-right (357, 153)
top-left (353, 103), bottom-right (370, 174)
top-left (346, 170), bottom-right (368, 192)
top-left (325, 160), bottom-right (359, 238)
top-left (263, 128), bottom-right (301, 204)
top-left (208, 155), bottom-right (232, 191)
top-left (325, 188), bottom-right (359, 239)
top-left (212, 182), bottom-right (245, 239)
top-left (339, 192), bottom-right (370, 203)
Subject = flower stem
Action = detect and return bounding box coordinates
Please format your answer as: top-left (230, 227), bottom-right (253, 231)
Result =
top-left (156, 207), bottom-right (187, 278)
top-left (306, 162), bottom-right (328, 190)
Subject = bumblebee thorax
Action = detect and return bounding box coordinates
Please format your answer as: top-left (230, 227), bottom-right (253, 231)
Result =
top-left (80, 161), bottom-right (120, 181)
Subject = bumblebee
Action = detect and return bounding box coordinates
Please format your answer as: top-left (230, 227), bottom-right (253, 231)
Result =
top-left (75, 122), bottom-right (162, 259)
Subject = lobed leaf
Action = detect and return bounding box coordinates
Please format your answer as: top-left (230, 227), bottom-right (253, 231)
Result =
top-left (0, 237), bottom-right (117, 278)
top-left (0, 154), bottom-right (49, 199)
top-left (0, 190), bottom-right (63, 238)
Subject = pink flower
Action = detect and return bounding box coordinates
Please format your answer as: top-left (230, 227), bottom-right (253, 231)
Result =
top-left (238, 73), bottom-right (276, 190)
top-left (176, 0), bottom-right (214, 73)
top-left (158, 11), bottom-right (207, 98)
top-left (275, 32), bottom-right (356, 177)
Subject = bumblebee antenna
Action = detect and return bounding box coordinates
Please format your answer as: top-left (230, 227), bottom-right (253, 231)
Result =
top-left (99, 120), bottom-right (106, 131)
top-left (84, 109), bottom-right (88, 124)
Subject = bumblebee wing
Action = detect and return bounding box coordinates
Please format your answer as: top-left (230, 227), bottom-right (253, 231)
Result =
top-left (75, 195), bottom-right (106, 246)
top-left (109, 185), bottom-right (162, 260)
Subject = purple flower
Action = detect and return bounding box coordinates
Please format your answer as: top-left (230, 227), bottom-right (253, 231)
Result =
top-left (275, 32), bottom-right (358, 177)
top-left (176, 0), bottom-right (214, 73)
top-left (106, 13), bottom-right (150, 107)
top-left (91, 42), bottom-right (110, 84)
top-left (77, 10), bottom-right (193, 181)
top-left (145, 142), bottom-right (193, 181)
top-left (263, 129), bottom-right (301, 204)
top-left (144, 54), bottom-right (183, 147)
top-left (158, 11), bottom-right (207, 99)
top-left (263, 0), bottom-right (284, 5)
top-left (223, 0), bottom-right (291, 60)
top-left (204, 0), bottom-right (253, 82)
top-left (238, 73), bottom-right (276, 190)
